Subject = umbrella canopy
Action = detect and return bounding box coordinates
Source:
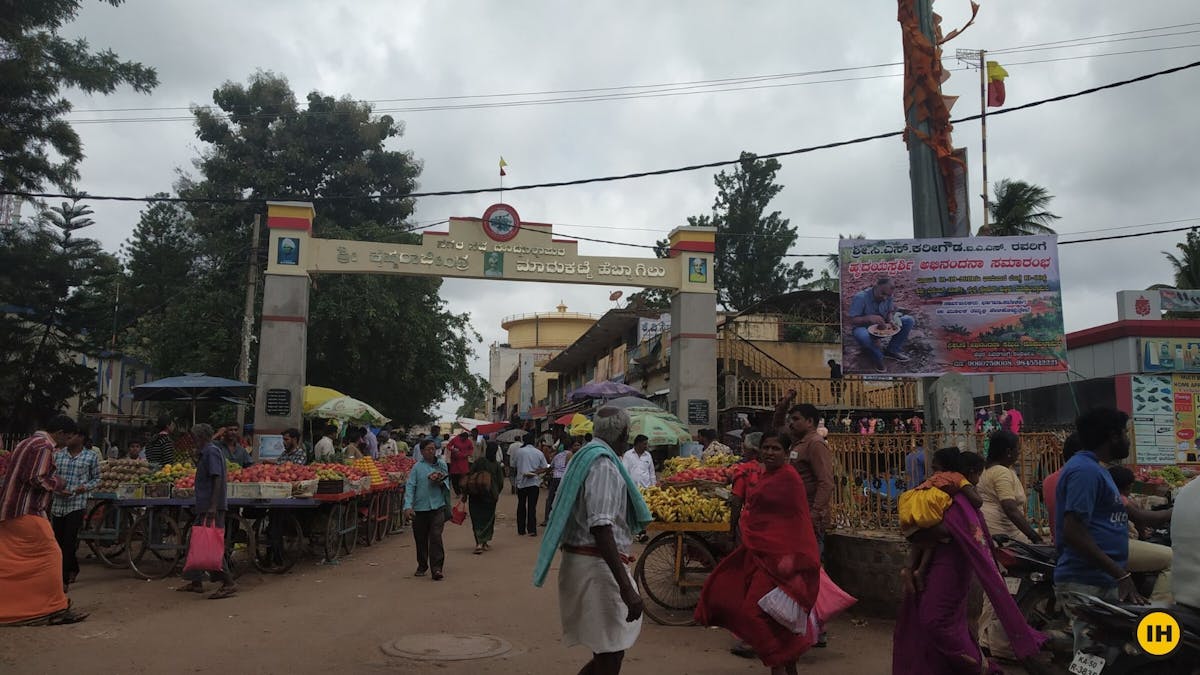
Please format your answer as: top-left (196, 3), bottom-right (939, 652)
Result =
top-left (568, 381), bottom-right (642, 402)
top-left (473, 421), bottom-right (510, 435)
top-left (456, 417), bottom-right (493, 431)
top-left (303, 385), bottom-right (346, 414)
top-left (132, 373), bottom-right (255, 425)
top-left (553, 412), bottom-right (577, 426)
top-left (604, 396), bottom-right (657, 410)
top-left (307, 396), bottom-right (389, 426)
top-left (625, 406), bottom-right (691, 445)
top-left (567, 413), bottom-right (593, 437)
top-left (496, 428), bottom-right (526, 443)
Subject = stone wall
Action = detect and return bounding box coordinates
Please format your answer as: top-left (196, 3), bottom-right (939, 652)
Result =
top-left (824, 529), bottom-right (910, 618)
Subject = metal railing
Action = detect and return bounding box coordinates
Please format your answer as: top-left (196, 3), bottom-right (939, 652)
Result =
top-left (826, 431), bottom-right (1067, 532)
top-left (734, 377), bottom-right (920, 410)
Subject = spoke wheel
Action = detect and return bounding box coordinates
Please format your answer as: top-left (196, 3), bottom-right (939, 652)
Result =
top-left (358, 496), bottom-right (374, 548)
top-left (387, 488), bottom-right (405, 535)
top-left (372, 492), bottom-right (390, 543)
top-left (253, 512), bottom-right (305, 574)
top-left (322, 503), bottom-right (344, 562)
top-left (635, 533), bottom-right (716, 626)
top-left (126, 511), bottom-right (185, 580)
top-left (84, 501), bottom-right (133, 569)
top-left (223, 514), bottom-right (256, 580)
top-left (341, 498), bottom-right (359, 556)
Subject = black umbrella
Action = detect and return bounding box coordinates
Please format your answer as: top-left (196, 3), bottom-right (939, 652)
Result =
top-left (132, 373), bottom-right (255, 425)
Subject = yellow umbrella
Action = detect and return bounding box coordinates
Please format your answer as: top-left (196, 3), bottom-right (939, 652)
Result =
top-left (303, 385), bottom-right (346, 414)
top-left (568, 413), bottom-right (593, 437)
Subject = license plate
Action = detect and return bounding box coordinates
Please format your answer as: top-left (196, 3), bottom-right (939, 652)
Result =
top-left (1068, 652), bottom-right (1106, 675)
top-left (1004, 576), bottom-right (1021, 594)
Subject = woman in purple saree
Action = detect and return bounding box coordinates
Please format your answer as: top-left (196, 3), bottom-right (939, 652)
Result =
top-left (893, 493), bottom-right (1047, 674)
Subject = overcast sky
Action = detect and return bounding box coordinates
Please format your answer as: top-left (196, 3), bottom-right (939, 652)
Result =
top-left (53, 0), bottom-right (1200, 418)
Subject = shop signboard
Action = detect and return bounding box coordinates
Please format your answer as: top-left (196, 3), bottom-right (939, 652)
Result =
top-left (1139, 338), bottom-right (1200, 373)
top-left (1131, 373), bottom-right (1200, 465)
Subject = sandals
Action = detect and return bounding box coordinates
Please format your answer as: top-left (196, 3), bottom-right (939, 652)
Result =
top-left (175, 584), bottom-right (205, 594)
top-left (47, 610), bottom-right (89, 625)
top-left (473, 546), bottom-right (483, 555)
top-left (207, 586), bottom-right (237, 600)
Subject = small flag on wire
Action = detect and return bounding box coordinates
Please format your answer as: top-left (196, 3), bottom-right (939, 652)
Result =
top-left (986, 61), bottom-right (1008, 107)
top-left (499, 156), bottom-right (508, 177)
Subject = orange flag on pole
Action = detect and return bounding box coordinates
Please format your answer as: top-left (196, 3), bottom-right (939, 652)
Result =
top-left (986, 61), bottom-right (1008, 107)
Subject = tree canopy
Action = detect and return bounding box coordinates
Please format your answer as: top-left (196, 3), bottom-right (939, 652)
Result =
top-left (983, 179), bottom-right (1060, 236)
top-left (697, 152), bottom-right (811, 311)
top-left (120, 72), bottom-right (481, 426)
top-left (0, 0), bottom-right (157, 192)
top-left (1164, 230), bottom-right (1200, 289)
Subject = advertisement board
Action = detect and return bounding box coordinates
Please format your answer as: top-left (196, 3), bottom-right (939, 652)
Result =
top-left (1131, 374), bottom-right (1200, 465)
top-left (838, 236), bottom-right (1067, 376)
top-left (1139, 338), bottom-right (1200, 373)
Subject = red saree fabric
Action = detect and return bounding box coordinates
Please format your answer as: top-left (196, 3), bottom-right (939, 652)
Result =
top-left (695, 465), bottom-right (821, 667)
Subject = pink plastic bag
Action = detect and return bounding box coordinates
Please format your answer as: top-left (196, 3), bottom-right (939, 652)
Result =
top-left (183, 523), bottom-right (226, 573)
top-left (813, 567), bottom-right (857, 623)
top-left (450, 500), bottom-right (468, 525)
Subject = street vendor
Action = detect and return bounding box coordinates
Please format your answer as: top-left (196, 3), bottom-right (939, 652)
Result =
top-left (218, 424), bottom-right (254, 467)
top-left (847, 276), bottom-right (914, 372)
top-left (0, 415), bottom-right (89, 625)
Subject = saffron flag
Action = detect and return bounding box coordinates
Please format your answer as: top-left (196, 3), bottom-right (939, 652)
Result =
top-left (499, 156), bottom-right (508, 177)
top-left (986, 61), bottom-right (1008, 108)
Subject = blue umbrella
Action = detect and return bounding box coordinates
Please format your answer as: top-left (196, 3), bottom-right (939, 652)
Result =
top-left (132, 373), bottom-right (255, 425)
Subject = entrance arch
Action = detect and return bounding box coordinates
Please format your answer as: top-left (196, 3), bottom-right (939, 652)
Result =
top-left (252, 201), bottom-right (717, 441)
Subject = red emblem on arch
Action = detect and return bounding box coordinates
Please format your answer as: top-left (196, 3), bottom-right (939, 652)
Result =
top-left (481, 204), bottom-right (521, 242)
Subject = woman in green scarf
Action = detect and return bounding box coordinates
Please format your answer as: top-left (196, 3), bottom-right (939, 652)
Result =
top-left (468, 441), bottom-right (505, 554)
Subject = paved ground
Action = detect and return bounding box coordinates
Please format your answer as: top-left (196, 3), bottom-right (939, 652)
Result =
top-left (0, 492), bottom-right (904, 674)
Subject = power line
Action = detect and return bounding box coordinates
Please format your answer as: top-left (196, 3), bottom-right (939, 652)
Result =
top-left (7, 58), bottom-right (1199, 206)
top-left (989, 21), bottom-right (1200, 53)
top-left (993, 28), bottom-right (1200, 56)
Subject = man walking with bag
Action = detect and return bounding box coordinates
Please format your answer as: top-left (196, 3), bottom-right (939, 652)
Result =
top-left (177, 424), bottom-right (237, 599)
top-left (404, 440), bottom-right (451, 581)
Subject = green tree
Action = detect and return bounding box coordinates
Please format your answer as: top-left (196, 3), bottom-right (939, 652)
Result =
top-left (982, 179), bottom-right (1060, 236)
top-left (1164, 230), bottom-right (1200, 289)
top-left (0, 202), bottom-right (120, 431)
top-left (699, 152), bottom-right (811, 311)
top-left (0, 0), bottom-right (157, 192)
top-left (807, 233), bottom-right (865, 293)
top-left (455, 375), bottom-right (491, 419)
top-left (626, 238), bottom-right (671, 310)
top-left (125, 72), bottom-right (479, 425)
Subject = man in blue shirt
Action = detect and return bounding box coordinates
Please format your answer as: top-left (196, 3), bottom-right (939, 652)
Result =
top-left (179, 424), bottom-right (237, 599)
top-left (903, 445), bottom-right (926, 487)
top-left (1054, 407), bottom-right (1144, 653)
top-left (404, 440), bottom-right (451, 580)
top-left (847, 277), bottom-right (914, 372)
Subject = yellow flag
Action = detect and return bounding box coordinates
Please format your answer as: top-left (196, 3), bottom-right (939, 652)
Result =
top-left (499, 156), bottom-right (508, 176)
top-left (986, 61), bottom-right (1008, 83)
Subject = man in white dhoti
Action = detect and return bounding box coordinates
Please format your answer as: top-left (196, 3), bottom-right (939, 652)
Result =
top-left (532, 406), bottom-right (653, 675)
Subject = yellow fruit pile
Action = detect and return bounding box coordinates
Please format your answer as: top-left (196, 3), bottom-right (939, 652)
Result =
top-left (640, 486), bottom-right (730, 524)
top-left (703, 453), bottom-right (738, 468)
top-left (352, 457), bottom-right (384, 486)
top-left (139, 462), bottom-right (194, 484)
top-left (662, 456), bottom-right (700, 478)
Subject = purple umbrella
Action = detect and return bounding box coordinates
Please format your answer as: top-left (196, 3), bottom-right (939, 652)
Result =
top-left (569, 381), bottom-right (642, 402)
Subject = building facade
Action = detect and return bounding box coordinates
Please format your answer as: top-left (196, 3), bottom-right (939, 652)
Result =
top-left (486, 303), bottom-right (598, 420)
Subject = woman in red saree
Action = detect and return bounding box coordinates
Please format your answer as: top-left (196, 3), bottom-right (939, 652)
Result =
top-left (695, 431), bottom-right (821, 675)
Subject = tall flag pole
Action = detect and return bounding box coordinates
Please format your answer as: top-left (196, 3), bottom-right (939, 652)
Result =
top-left (981, 58), bottom-right (1008, 233)
top-left (499, 156), bottom-right (508, 203)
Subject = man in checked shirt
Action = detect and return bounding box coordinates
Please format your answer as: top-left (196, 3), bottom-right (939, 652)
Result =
top-left (52, 422), bottom-right (101, 592)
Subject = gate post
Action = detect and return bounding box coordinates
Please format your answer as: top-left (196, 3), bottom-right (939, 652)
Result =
top-left (666, 226), bottom-right (718, 438)
top-left (251, 201), bottom-right (313, 449)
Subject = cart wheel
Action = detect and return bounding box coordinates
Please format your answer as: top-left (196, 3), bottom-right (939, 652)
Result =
top-left (387, 489), bottom-right (405, 535)
top-left (341, 498), bottom-right (359, 556)
top-left (358, 496), bottom-right (374, 548)
top-left (126, 511), bottom-right (185, 580)
top-left (84, 500), bottom-right (133, 569)
top-left (223, 514), bottom-right (256, 580)
top-left (635, 533), bottom-right (717, 626)
top-left (322, 503), bottom-right (344, 562)
top-left (253, 512), bottom-right (305, 574)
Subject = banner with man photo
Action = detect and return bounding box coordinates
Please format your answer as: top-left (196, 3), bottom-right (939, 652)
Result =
top-left (838, 235), bottom-right (1068, 376)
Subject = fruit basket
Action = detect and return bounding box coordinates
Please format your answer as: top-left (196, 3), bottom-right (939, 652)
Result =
top-left (143, 483), bottom-right (173, 499)
top-left (173, 487), bottom-right (195, 499)
top-left (316, 478), bottom-right (352, 495)
top-left (258, 482), bottom-right (293, 499)
top-left (292, 479), bottom-right (318, 497)
top-left (117, 483), bottom-right (145, 500)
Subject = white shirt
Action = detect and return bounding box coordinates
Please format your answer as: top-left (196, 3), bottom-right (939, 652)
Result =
top-left (513, 444), bottom-right (549, 489)
top-left (622, 449), bottom-right (656, 488)
top-left (314, 436), bottom-right (335, 460)
top-left (379, 439), bottom-right (397, 457)
top-left (1173, 477), bottom-right (1200, 609)
top-left (562, 450), bottom-right (633, 553)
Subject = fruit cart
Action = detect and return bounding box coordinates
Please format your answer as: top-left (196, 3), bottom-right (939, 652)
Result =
top-left (635, 520), bottom-right (730, 626)
top-left (114, 497), bottom-right (260, 580)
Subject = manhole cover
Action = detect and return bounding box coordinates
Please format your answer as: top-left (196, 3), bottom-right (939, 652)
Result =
top-left (380, 633), bottom-right (512, 661)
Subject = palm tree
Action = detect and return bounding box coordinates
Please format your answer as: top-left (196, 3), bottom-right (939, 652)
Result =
top-left (825, 233), bottom-right (865, 275)
top-left (1164, 230), bottom-right (1200, 288)
top-left (982, 179), bottom-right (1060, 236)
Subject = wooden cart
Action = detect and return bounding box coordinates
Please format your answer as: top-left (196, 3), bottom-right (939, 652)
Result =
top-left (634, 520), bottom-right (731, 626)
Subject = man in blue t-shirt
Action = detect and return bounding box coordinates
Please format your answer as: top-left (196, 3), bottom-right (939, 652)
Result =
top-left (847, 277), bottom-right (915, 372)
top-left (1054, 407), bottom-right (1145, 653)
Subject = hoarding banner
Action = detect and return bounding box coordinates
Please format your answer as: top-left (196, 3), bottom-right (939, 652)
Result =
top-left (1139, 338), bottom-right (1200, 373)
top-left (839, 235), bottom-right (1067, 376)
top-left (1160, 288), bottom-right (1200, 312)
top-left (1131, 374), bottom-right (1200, 465)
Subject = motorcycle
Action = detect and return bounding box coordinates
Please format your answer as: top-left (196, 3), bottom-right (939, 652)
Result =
top-left (1064, 592), bottom-right (1200, 674)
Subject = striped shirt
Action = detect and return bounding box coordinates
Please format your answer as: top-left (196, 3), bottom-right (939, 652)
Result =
top-left (145, 431), bottom-right (175, 466)
top-left (0, 432), bottom-right (64, 521)
top-left (51, 448), bottom-right (101, 516)
top-left (278, 446), bottom-right (307, 465)
top-left (561, 452), bottom-right (633, 554)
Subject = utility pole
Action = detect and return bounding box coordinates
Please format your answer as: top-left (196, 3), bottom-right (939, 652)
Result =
top-left (236, 214), bottom-right (262, 431)
top-left (956, 47), bottom-right (990, 231)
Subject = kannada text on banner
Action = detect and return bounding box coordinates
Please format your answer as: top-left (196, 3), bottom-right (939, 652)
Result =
top-left (838, 236), bottom-right (1068, 376)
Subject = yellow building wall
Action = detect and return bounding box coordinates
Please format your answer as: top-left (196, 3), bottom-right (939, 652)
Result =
top-left (506, 316), bottom-right (596, 349)
top-left (749, 341), bottom-right (840, 378)
top-left (534, 370), bottom-right (557, 405)
top-left (504, 378), bottom-right (521, 413)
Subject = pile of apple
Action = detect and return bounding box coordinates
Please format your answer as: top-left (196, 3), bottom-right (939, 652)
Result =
top-left (309, 463), bottom-right (367, 481)
top-left (229, 463), bottom-right (318, 483)
top-left (377, 455), bottom-right (415, 473)
top-left (175, 475), bottom-right (195, 489)
top-left (662, 465), bottom-right (736, 485)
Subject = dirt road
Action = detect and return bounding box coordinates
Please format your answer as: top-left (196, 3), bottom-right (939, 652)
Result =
top-left (0, 492), bottom-right (897, 674)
